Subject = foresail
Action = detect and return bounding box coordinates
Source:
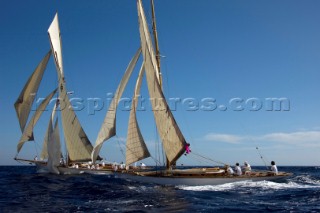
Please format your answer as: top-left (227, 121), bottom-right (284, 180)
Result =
top-left (14, 50), bottom-right (51, 132)
top-left (92, 48), bottom-right (142, 163)
top-left (40, 100), bottom-right (59, 160)
top-left (47, 118), bottom-right (61, 174)
top-left (126, 63), bottom-right (151, 165)
top-left (17, 88), bottom-right (57, 153)
top-left (48, 13), bottom-right (64, 79)
top-left (137, 0), bottom-right (186, 165)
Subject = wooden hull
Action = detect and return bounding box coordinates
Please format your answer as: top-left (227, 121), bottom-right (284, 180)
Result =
top-left (34, 162), bottom-right (113, 175)
top-left (117, 169), bottom-right (292, 186)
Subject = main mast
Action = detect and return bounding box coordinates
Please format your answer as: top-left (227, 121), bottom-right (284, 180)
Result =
top-left (151, 0), bottom-right (174, 169)
top-left (151, 0), bottom-right (162, 88)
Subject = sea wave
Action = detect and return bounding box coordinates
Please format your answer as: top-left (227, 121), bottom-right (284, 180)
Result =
top-left (178, 179), bottom-right (320, 191)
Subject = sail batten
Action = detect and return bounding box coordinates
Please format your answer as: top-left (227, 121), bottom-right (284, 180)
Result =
top-left (17, 88), bottom-right (57, 153)
top-left (137, 0), bottom-right (186, 166)
top-left (126, 63), bottom-right (151, 165)
top-left (14, 50), bottom-right (51, 132)
top-left (92, 48), bottom-right (142, 163)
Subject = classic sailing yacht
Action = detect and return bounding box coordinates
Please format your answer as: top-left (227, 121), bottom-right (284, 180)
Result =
top-left (14, 13), bottom-right (112, 175)
top-left (90, 0), bottom-right (292, 185)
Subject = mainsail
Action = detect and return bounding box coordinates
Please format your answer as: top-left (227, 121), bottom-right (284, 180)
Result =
top-left (137, 0), bottom-right (186, 166)
top-left (126, 63), bottom-right (151, 165)
top-left (17, 88), bottom-right (57, 153)
top-left (14, 50), bottom-right (52, 132)
top-left (48, 13), bottom-right (94, 162)
top-left (92, 48), bottom-right (142, 163)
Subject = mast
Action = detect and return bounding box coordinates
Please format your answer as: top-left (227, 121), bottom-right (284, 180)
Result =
top-left (151, 0), bottom-right (172, 168)
top-left (151, 0), bottom-right (162, 88)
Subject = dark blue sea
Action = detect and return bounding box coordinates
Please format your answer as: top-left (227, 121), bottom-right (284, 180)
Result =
top-left (0, 166), bottom-right (319, 212)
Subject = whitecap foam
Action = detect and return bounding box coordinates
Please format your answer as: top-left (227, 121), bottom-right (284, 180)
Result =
top-left (178, 180), bottom-right (320, 191)
top-left (292, 175), bottom-right (320, 185)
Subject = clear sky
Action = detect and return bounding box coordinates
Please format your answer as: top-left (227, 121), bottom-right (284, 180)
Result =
top-left (1, 0), bottom-right (320, 166)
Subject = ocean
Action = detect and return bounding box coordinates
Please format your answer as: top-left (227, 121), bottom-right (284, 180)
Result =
top-left (0, 166), bottom-right (319, 212)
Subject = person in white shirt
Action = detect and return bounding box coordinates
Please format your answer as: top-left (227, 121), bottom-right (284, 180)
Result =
top-left (234, 163), bottom-right (242, 176)
top-left (140, 163), bottom-right (146, 168)
top-left (270, 161), bottom-right (278, 175)
top-left (226, 165), bottom-right (234, 175)
top-left (243, 161), bottom-right (251, 174)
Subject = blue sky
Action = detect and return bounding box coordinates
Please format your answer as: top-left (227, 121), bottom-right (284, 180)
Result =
top-left (1, 0), bottom-right (320, 166)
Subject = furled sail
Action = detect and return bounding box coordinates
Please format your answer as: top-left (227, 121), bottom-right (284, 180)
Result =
top-left (48, 13), bottom-right (64, 79)
top-left (137, 0), bottom-right (186, 166)
top-left (14, 50), bottom-right (51, 132)
top-left (40, 100), bottom-right (59, 160)
top-left (126, 63), bottom-right (150, 165)
top-left (92, 48), bottom-right (142, 163)
top-left (47, 118), bottom-right (61, 174)
top-left (17, 88), bottom-right (57, 153)
top-left (48, 13), bottom-right (94, 162)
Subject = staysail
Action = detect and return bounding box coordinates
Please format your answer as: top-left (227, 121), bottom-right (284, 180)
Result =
top-left (126, 63), bottom-right (151, 165)
top-left (17, 88), bottom-right (57, 153)
top-left (137, 0), bottom-right (186, 166)
top-left (48, 13), bottom-right (94, 162)
top-left (47, 118), bottom-right (61, 174)
top-left (40, 100), bottom-right (59, 160)
top-left (92, 48), bottom-right (142, 163)
top-left (14, 50), bottom-right (51, 132)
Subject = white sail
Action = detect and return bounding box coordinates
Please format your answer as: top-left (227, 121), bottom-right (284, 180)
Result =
top-left (48, 13), bottom-right (64, 79)
top-left (59, 87), bottom-right (94, 162)
top-left (14, 50), bottom-right (51, 132)
top-left (92, 48), bottom-right (142, 163)
top-left (47, 118), bottom-right (61, 174)
top-left (126, 63), bottom-right (151, 165)
top-left (40, 100), bottom-right (59, 160)
top-left (48, 13), bottom-right (94, 162)
top-left (17, 88), bottom-right (57, 153)
top-left (137, 0), bottom-right (186, 166)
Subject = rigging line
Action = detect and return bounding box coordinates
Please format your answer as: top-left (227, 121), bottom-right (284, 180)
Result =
top-left (186, 154), bottom-right (208, 165)
top-left (116, 135), bottom-right (155, 165)
top-left (189, 152), bottom-right (219, 166)
top-left (115, 135), bottom-right (126, 158)
top-left (256, 147), bottom-right (269, 170)
top-left (191, 151), bottom-right (226, 165)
